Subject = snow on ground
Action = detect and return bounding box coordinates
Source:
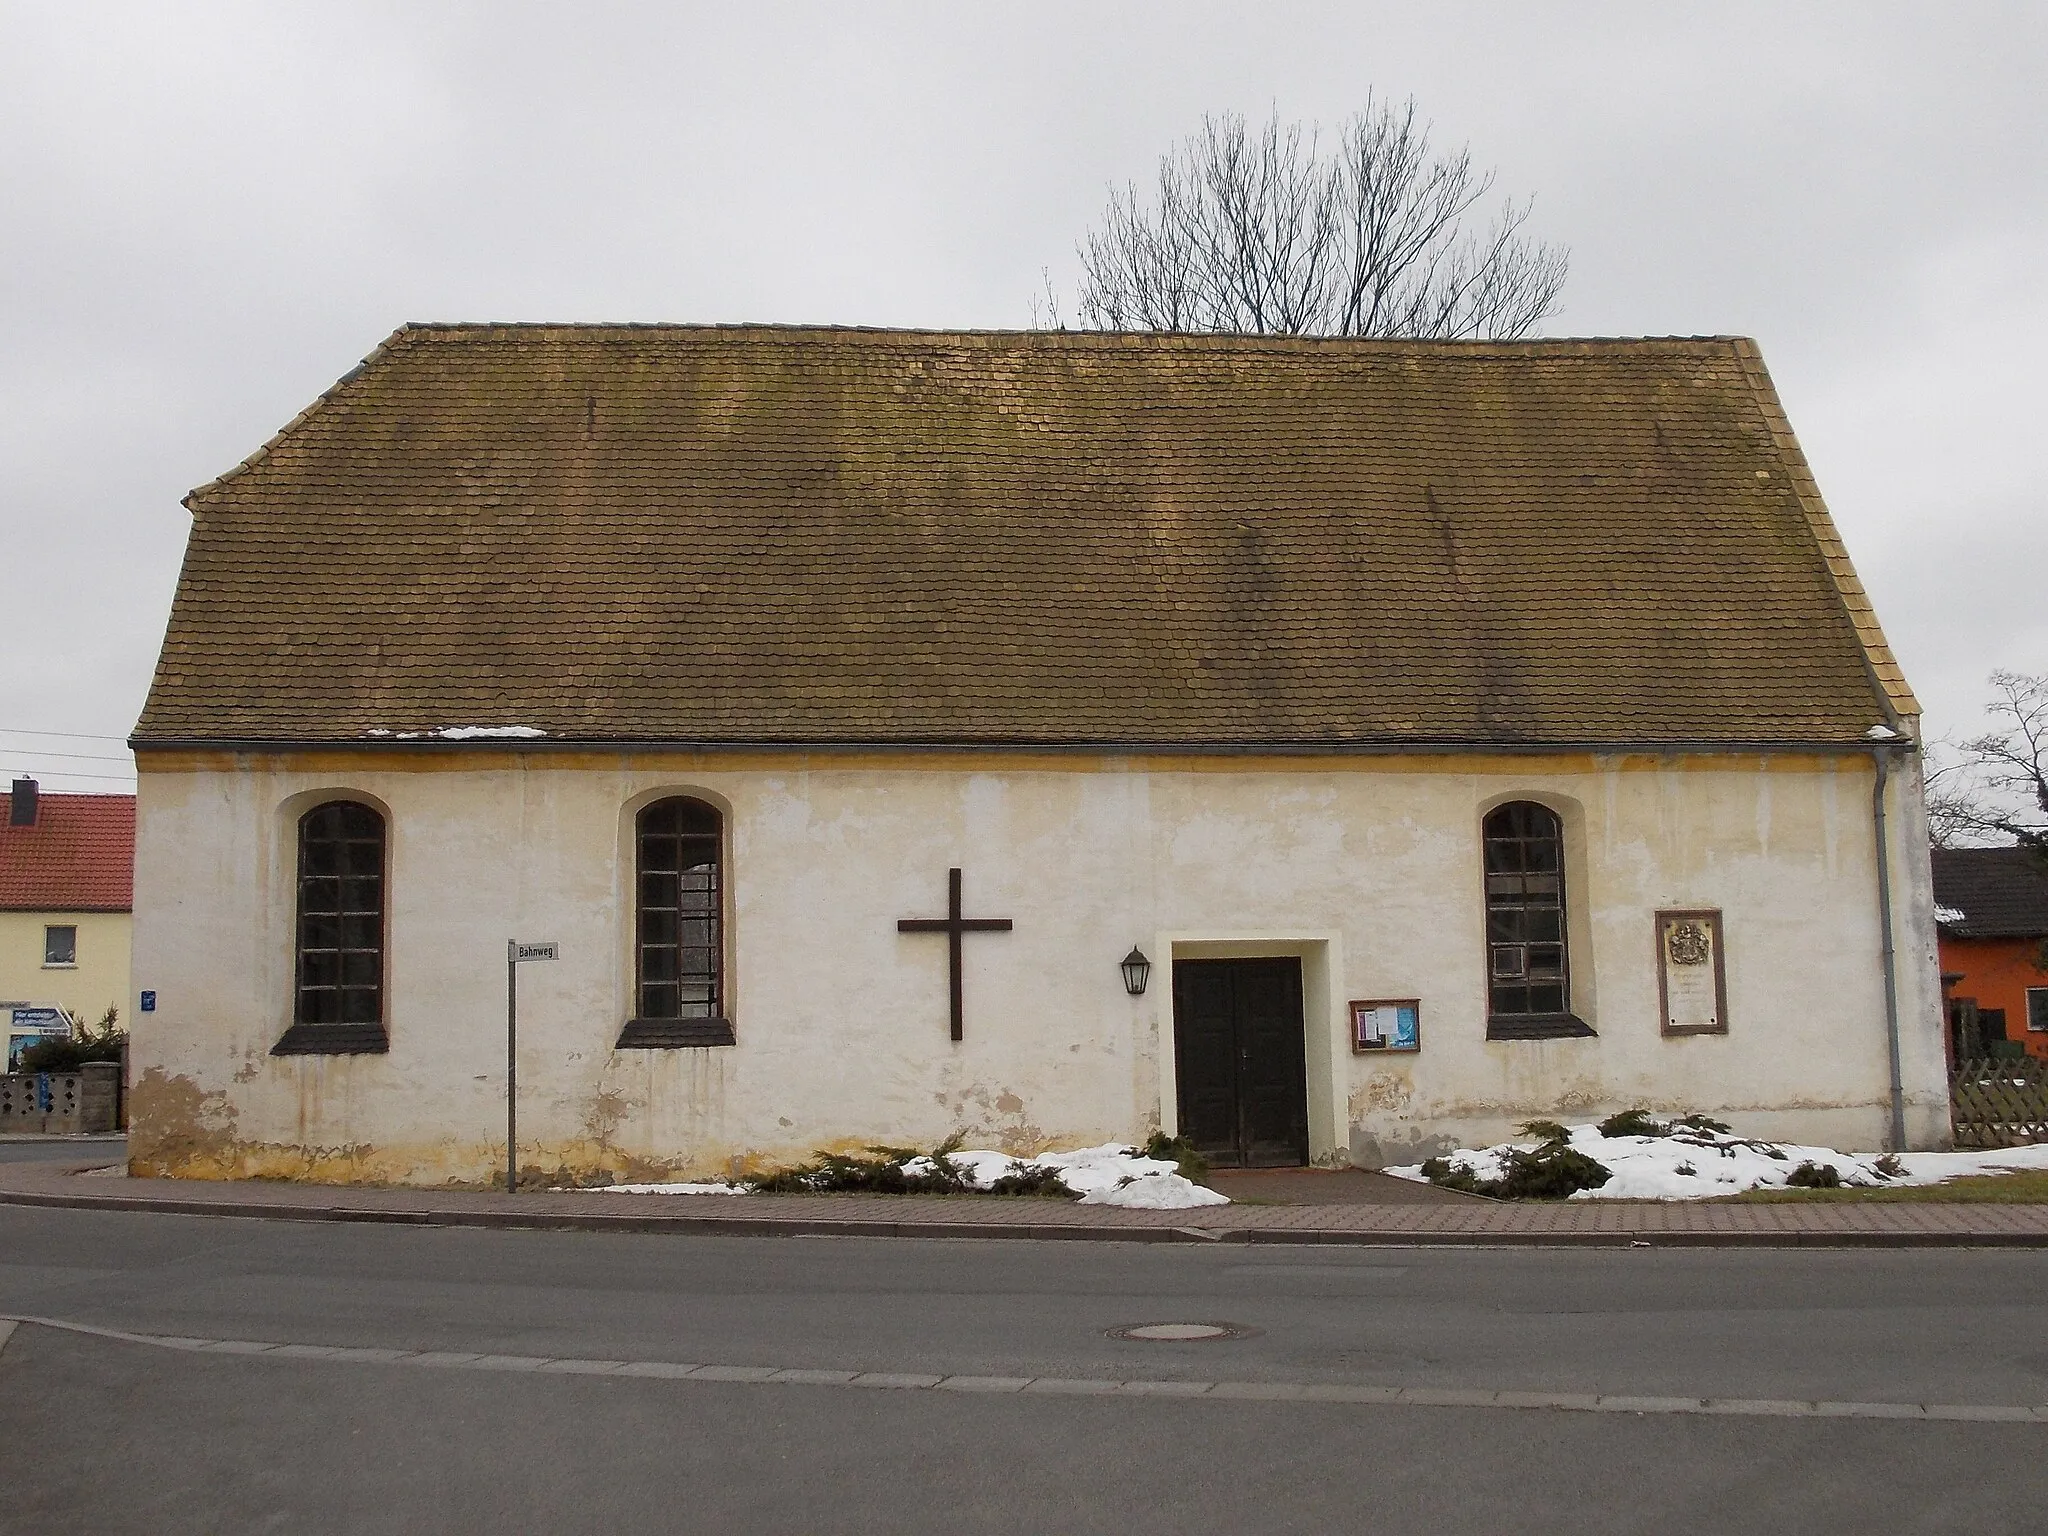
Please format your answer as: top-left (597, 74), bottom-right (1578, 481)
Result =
top-left (595, 1143), bottom-right (1229, 1208)
top-left (1384, 1121), bottom-right (2048, 1200)
top-left (1015, 1143), bottom-right (1229, 1208)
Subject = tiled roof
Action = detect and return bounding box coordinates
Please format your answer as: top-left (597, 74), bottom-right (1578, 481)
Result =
top-left (0, 794), bottom-right (135, 912)
top-left (1932, 847), bottom-right (2048, 939)
top-left (137, 325), bottom-right (1911, 748)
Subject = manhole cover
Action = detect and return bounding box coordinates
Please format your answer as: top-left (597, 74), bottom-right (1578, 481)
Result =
top-left (1108, 1322), bottom-right (1254, 1342)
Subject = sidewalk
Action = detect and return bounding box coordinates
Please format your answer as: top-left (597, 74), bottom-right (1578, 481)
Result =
top-left (6, 1158), bottom-right (2048, 1247)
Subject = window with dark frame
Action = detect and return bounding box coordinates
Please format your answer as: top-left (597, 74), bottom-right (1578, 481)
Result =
top-left (43, 925), bottom-right (77, 966)
top-left (2029, 988), bottom-right (2048, 1033)
top-left (1482, 801), bottom-right (1593, 1039)
top-left (274, 800), bottom-right (388, 1054)
top-left (617, 797), bottom-right (734, 1048)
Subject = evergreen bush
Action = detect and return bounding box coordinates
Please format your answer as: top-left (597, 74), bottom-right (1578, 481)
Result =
top-left (1785, 1160), bottom-right (1843, 1189)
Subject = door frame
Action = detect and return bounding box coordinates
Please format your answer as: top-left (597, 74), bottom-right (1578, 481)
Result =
top-left (1154, 934), bottom-right (1346, 1167)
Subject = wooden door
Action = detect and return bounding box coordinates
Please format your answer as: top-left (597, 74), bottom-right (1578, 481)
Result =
top-left (1172, 958), bottom-right (1309, 1168)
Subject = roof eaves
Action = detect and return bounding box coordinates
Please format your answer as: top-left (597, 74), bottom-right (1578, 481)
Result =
top-left (128, 732), bottom-right (1894, 756)
top-left (1730, 338), bottom-right (1921, 726)
top-left (181, 323), bottom-right (417, 508)
top-left (0, 903), bottom-right (132, 915)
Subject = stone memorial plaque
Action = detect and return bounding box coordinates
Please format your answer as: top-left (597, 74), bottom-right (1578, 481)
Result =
top-left (1657, 910), bottom-right (1727, 1035)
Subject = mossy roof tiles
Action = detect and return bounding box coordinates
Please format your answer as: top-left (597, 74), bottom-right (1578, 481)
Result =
top-left (137, 325), bottom-right (1912, 749)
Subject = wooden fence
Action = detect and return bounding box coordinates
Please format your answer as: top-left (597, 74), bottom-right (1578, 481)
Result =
top-left (1949, 1055), bottom-right (2048, 1149)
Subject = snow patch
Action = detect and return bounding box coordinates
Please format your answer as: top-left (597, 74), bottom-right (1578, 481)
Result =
top-left (1935, 905), bottom-right (1967, 925)
top-left (1025, 1142), bottom-right (1230, 1209)
top-left (361, 725), bottom-right (549, 740)
top-left (1385, 1121), bottom-right (2048, 1200)
top-left (589, 1142), bottom-right (1230, 1209)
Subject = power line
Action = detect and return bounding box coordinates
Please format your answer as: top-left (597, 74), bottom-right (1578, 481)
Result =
top-left (4, 768), bottom-right (137, 784)
top-left (0, 729), bottom-right (132, 743)
top-left (0, 748), bottom-right (135, 763)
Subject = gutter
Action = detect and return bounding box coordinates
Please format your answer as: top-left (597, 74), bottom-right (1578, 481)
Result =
top-left (1871, 745), bottom-right (1908, 1151)
top-left (127, 735), bottom-right (1902, 760)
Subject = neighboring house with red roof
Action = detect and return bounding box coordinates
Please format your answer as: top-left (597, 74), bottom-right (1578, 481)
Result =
top-left (1933, 847), bottom-right (2048, 1063)
top-left (3, 778), bottom-right (135, 1067)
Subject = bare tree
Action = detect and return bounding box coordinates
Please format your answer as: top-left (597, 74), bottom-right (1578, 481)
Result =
top-left (1926, 671), bottom-right (2048, 857)
top-left (1066, 99), bottom-right (1568, 339)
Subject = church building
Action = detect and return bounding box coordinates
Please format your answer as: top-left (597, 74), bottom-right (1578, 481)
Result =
top-left (126, 325), bottom-right (1948, 1186)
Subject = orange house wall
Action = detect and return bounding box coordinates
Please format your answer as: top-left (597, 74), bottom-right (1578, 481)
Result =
top-left (1940, 935), bottom-right (2048, 1060)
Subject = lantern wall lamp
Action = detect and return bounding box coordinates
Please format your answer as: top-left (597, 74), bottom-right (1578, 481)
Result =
top-left (1120, 946), bottom-right (1152, 996)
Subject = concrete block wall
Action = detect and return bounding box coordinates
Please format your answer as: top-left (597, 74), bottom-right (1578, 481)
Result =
top-left (0, 1061), bottom-right (121, 1134)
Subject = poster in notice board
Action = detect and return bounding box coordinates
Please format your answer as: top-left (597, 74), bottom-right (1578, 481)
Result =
top-left (1350, 999), bottom-right (1420, 1052)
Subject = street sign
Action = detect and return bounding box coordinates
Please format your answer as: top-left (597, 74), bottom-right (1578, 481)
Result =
top-left (139, 990), bottom-right (157, 1013)
top-left (505, 940), bottom-right (558, 1195)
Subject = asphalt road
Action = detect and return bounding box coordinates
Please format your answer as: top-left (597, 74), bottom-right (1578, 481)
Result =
top-left (1, 1203), bottom-right (2043, 1534)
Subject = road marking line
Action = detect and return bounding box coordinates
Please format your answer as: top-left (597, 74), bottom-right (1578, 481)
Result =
top-left (4, 1313), bottom-right (2044, 1425)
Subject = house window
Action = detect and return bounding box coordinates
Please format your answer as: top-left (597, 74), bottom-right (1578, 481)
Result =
top-left (43, 925), bottom-right (77, 967)
top-left (273, 800), bottom-right (388, 1055)
top-left (618, 797), bottom-right (734, 1048)
top-left (2029, 988), bottom-right (2048, 1033)
top-left (1482, 802), bottom-right (1594, 1040)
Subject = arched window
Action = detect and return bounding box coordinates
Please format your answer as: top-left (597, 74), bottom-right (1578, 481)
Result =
top-left (274, 800), bottom-right (388, 1055)
top-left (1482, 802), bottom-right (1593, 1040)
top-left (618, 797), bottom-right (734, 1047)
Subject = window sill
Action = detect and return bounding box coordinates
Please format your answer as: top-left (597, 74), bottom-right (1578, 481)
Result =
top-left (615, 1017), bottom-right (735, 1049)
top-left (271, 1023), bottom-right (389, 1056)
top-left (1661, 1023), bottom-right (1728, 1037)
top-left (1486, 1013), bottom-right (1596, 1041)
top-left (41, 963), bottom-right (78, 971)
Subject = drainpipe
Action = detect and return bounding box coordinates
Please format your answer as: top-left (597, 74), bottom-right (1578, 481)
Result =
top-left (1871, 746), bottom-right (1908, 1151)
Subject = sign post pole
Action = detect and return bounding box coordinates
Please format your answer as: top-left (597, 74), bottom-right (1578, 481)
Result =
top-left (505, 940), bottom-right (518, 1195)
top-left (505, 941), bottom-right (558, 1196)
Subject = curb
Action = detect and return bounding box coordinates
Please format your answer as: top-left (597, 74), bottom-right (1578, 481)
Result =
top-left (0, 1135), bottom-right (126, 1145)
top-left (4, 1182), bottom-right (2048, 1248)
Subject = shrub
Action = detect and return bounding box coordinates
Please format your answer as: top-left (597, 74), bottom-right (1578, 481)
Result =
top-left (1496, 1142), bottom-right (1612, 1199)
top-left (744, 1133), bottom-right (1076, 1199)
top-left (14, 1007), bottom-right (125, 1074)
top-left (1596, 1108), bottom-right (1664, 1139)
top-left (1672, 1112), bottom-right (1732, 1135)
top-left (1142, 1130), bottom-right (1209, 1183)
top-left (1785, 1160), bottom-right (1843, 1189)
top-left (1421, 1141), bottom-right (1612, 1200)
top-left (1418, 1156), bottom-right (1486, 1195)
top-left (983, 1163), bottom-right (1072, 1197)
top-left (1873, 1153), bottom-right (1905, 1179)
top-left (1518, 1119), bottom-right (1571, 1145)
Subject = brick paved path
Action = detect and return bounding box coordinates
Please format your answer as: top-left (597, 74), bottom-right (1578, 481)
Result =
top-left (5, 1156), bottom-right (2047, 1246)
top-left (1204, 1167), bottom-right (1482, 1206)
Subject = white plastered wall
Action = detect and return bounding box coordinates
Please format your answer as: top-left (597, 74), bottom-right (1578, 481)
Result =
top-left (127, 748), bottom-right (1949, 1185)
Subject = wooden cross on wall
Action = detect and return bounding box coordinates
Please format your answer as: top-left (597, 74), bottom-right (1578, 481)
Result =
top-left (897, 867), bottom-right (1012, 1041)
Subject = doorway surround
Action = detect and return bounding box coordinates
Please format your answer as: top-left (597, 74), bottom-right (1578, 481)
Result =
top-left (1154, 933), bottom-right (1347, 1167)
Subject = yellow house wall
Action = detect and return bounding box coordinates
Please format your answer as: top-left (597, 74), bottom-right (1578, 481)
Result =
top-left (1, 909), bottom-right (131, 1027)
top-left (125, 748), bottom-right (1949, 1186)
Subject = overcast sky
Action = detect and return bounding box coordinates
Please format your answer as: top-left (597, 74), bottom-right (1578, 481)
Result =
top-left (3, 1), bottom-right (2042, 790)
